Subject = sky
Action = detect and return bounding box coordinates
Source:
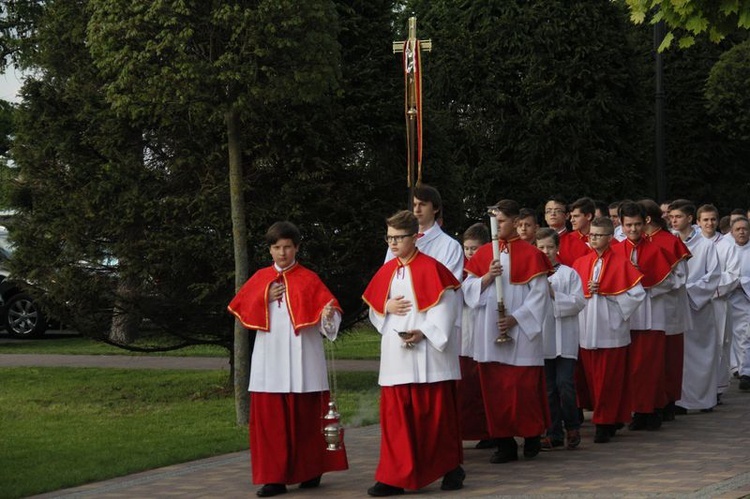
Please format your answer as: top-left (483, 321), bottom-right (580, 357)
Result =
top-left (0, 69), bottom-right (24, 103)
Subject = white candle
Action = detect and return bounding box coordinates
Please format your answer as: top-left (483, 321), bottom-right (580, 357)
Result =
top-left (488, 214), bottom-right (504, 302)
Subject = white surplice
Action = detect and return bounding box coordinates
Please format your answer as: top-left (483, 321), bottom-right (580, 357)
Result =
top-left (703, 233), bottom-right (740, 392)
top-left (542, 264), bottom-right (586, 359)
top-left (385, 222), bottom-right (464, 281)
top-left (369, 265), bottom-right (461, 386)
top-left (677, 228), bottom-right (721, 409)
top-left (249, 292), bottom-right (340, 394)
top-left (730, 242), bottom-right (750, 376)
top-left (577, 284), bottom-right (645, 349)
top-left (463, 250), bottom-right (550, 366)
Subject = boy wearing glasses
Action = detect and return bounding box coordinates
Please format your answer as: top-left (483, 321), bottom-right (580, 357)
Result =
top-left (227, 221), bottom-right (347, 498)
top-left (363, 210), bottom-right (465, 496)
top-left (385, 184), bottom-right (463, 281)
top-left (573, 217), bottom-right (645, 443)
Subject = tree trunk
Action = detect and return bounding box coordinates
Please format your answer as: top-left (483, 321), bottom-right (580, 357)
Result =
top-left (109, 275), bottom-right (142, 344)
top-left (226, 107), bottom-right (250, 426)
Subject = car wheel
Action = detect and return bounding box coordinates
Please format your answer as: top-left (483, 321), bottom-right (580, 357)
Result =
top-left (5, 293), bottom-right (47, 338)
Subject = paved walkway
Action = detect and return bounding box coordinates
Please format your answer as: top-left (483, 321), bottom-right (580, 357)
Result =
top-left (4, 354), bottom-right (750, 498)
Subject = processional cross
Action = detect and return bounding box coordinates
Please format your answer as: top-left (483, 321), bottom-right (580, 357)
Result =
top-left (393, 17), bottom-right (432, 201)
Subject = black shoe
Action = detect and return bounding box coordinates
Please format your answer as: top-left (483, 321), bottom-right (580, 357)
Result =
top-left (490, 437), bottom-right (518, 463)
top-left (257, 484), bottom-right (287, 497)
top-left (523, 436), bottom-right (542, 459)
top-left (699, 407), bottom-right (714, 413)
top-left (441, 466), bottom-right (466, 491)
top-left (628, 413), bottom-right (647, 431)
top-left (594, 425), bottom-right (611, 443)
top-left (299, 475), bottom-right (321, 489)
top-left (674, 405), bottom-right (688, 415)
top-left (740, 375), bottom-right (750, 391)
top-left (646, 412), bottom-right (662, 431)
top-left (662, 402), bottom-right (675, 421)
top-left (475, 438), bottom-right (499, 449)
top-left (367, 482), bottom-right (404, 497)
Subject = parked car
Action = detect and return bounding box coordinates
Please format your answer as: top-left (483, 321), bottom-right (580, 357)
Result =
top-left (0, 230), bottom-right (48, 338)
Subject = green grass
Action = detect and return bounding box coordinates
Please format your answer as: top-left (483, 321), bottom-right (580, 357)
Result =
top-left (0, 367), bottom-right (379, 499)
top-left (0, 325), bottom-right (382, 359)
top-left (327, 326), bottom-right (381, 360)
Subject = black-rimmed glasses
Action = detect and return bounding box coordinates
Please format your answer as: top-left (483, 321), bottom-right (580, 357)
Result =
top-left (384, 234), bottom-right (415, 244)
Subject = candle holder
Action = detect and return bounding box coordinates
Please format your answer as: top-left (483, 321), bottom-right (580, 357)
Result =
top-left (488, 205), bottom-right (512, 344)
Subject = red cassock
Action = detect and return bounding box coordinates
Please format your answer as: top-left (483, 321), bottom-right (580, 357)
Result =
top-left (376, 382), bottom-right (463, 490)
top-left (478, 363), bottom-right (551, 437)
top-left (573, 249), bottom-right (643, 424)
top-left (577, 347), bottom-right (632, 425)
top-left (665, 334), bottom-right (685, 402)
top-left (250, 392), bottom-right (348, 485)
top-left (459, 255), bottom-right (490, 440)
top-left (612, 238), bottom-right (677, 413)
top-left (458, 356), bottom-right (490, 440)
top-left (646, 228), bottom-right (692, 403)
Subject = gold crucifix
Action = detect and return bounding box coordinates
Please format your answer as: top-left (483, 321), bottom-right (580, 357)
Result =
top-left (393, 17), bottom-right (432, 197)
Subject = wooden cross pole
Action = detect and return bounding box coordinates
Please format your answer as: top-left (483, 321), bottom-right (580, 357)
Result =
top-left (393, 17), bottom-right (432, 204)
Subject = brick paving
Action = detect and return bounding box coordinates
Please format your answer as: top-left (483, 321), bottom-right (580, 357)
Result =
top-left (6, 354), bottom-right (750, 498)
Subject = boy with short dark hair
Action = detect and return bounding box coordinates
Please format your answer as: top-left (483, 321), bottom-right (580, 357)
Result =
top-left (517, 208), bottom-right (539, 243)
top-left (612, 202), bottom-right (677, 431)
top-left (228, 221), bottom-right (348, 497)
top-left (464, 199), bottom-right (553, 463)
top-left (569, 197), bottom-right (596, 245)
top-left (544, 196), bottom-right (591, 266)
top-left (668, 201), bottom-right (721, 413)
top-left (639, 199), bottom-right (692, 421)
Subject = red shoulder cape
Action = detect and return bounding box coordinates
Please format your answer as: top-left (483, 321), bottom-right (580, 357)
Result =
top-left (227, 262), bottom-right (341, 334)
top-left (611, 238), bottom-right (677, 289)
top-left (464, 238), bottom-right (553, 283)
top-left (573, 247), bottom-right (644, 298)
top-left (362, 251), bottom-right (460, 315)
top-left (646, 228), bottom-right (692, 262)
top-left (558, 230), bottom-right (592, 267)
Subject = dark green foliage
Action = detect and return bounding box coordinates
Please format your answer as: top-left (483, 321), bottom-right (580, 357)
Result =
top-left (7, 1), bottom-right (236, 347)
top-left (4, 0), bottom-right (750, 356)
top-left (405, 0), bottom-right (649, 219)
top-left (659, 34), bottom-right (750, 210)
top-left (706, 39), bottom-right (750, 143)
